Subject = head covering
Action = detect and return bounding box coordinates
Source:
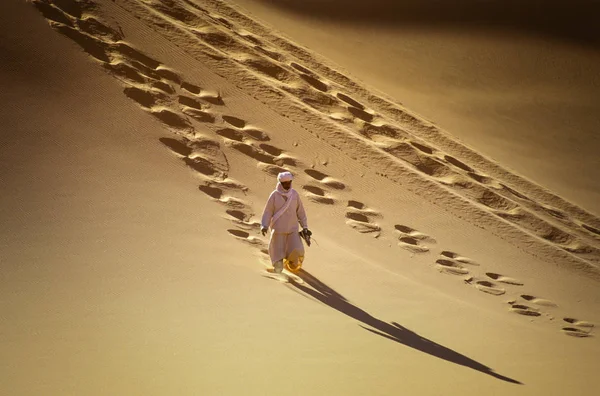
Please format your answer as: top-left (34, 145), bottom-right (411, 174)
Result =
top-left (277, 171), bottom-right (293, 182)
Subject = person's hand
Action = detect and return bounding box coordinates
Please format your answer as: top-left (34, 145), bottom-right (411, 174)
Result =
top-left (302, 228), bottom-right (312, 236)
top-left (261, 227), bottom-right (268, 236)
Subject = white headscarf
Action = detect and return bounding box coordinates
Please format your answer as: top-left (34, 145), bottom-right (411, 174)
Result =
top-left (270, 172), bottom-right (297, 227)
top-left (277, 171), bottom-right (293, 182)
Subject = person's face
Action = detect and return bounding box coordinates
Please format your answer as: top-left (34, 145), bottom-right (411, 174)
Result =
top-left (280, 180), bottom-right (292, 190)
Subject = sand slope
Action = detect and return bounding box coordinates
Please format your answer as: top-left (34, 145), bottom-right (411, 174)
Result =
top-left (234, 0), bottom-right (600, 215)
top-left (1, 0), bottom-right (599, 394)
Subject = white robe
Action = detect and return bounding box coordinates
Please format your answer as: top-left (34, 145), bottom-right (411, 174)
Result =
top-left (261, 184), bottom-right (308, 263)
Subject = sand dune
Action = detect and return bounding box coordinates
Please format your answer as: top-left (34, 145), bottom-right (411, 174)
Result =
top-left (235, 0), bottom-right (600, 215)
top-left (1, 0), bottom-right (599, 394)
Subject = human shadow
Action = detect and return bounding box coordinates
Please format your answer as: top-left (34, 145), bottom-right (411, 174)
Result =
top-left (290, 270), bottom-right (522, 384)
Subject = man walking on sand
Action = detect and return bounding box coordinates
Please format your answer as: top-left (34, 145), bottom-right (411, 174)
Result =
top-left (261, 171), bottom-right (311, 273)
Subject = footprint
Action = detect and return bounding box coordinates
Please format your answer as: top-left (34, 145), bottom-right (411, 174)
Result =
top-left (194, 28), bottom-right (240, 50)
top-left (103, 62), bottom-right (146, 84)
top-left (219, 196), bottom-right (249, 210)
top-left (253, 45), bottom-right (285, 62)
top-left (151, 108), bottom-right (192, 131)
top-left (474, 280), bottom-right (506, 296)
top-left (345, 201), bottom-right (381, 235)
top-left (198, 179), bottom-right (248, 200)
top-left (33, 0), bottom-right (75, 27)
top-left (411, 141), bottom-right (435, 155)
top-left (395, 224), bottom-right (434, 253)
top-left (348, 106), bottom-right (374, 122)
top-left (113, 42), bottom-right (161, 69)
top-left (77, 16), bottom-right (123, 42)
top-left (520, 294), bottom-right (557, 307)
top-left (156, 67), bottom-right (181, 84)
top-left (52, 23), bottom-right (111, 63)
top-left (540, 206), bottom-right (567, 220)
top-left (290, 62), bottom-right (312, 74)
top-left (184, 157), bottom-right (224, 178)
top-left (466, 172), bottom-right (499, 187)
top-left (161, 134), bottom-right (228, 179)
top-left (230, 142), bottom-right (275, 164)
top-left (240, 57), bottom-right (295, 83)
top-left (227, 229), bottom-right (264, 247)
top-left (562, 317), bottom-right (594, 337)
top-left (259, 144), bottom-right (283, 156)
top-left (127, 60), bottom-right (163, 81)
top-left (361, 123), bottom-right (409, 140)
top-left (226, 209), bottom-right (250, 221)
top-left (509, 303), bottom-right (541, 316)
top-left (144, 0), bottom-right (207, 28)
top-left (273, 154), bottom-right (299, 168)
top-left (124, 86), bottom-right (167, 108)
top-left (476, 189), bottom-right (519, 211)
top-left (225, 209), bottom-right (261, 231)
top-left (500, 184), bottom-right (532, 201)
top-left (282, 85), bottom-right (338, 114)
top-left (435, 259), bottom-right (469, 276)
top-left (299, 73), bottom-right (328, 92)
top-left (213, 15), bottom-right (234, 29)
top-left (444, 155), bottom-right (473, 172)
top-left (582, 223), bottom-right (600, 236)
top-left (257, 163), bottom-right (289, 176)
top-left (199, 184), bottom-right (224, 199)
top-left (347, 200), bottom-right (380, 218)
top-left (159, 137), bottom-right (193, 157)
top-left (200, 91), bottom-right (225, 105)
top-left (49, 0), bottom-right (86, 17)
top-left (485, 272), bottom-right (523, 286)
top-left (150, 80), bottom-right (175, 94)
top-left (303, 185), bottom-right (335, 205)
top-left (346, 212), bottom-right (369, 222)
top-left (178, 95), bottom-right (204, 110)
top-left (440, 251), bottom-right (478, 266)
top-left (337, 93), bottom-right (365, 109)
top-left (562, 327), bottom-right (593, 337)
top-left (217, 128), bottom-right (245, 142)
top-left (235, 30), bottom-right (262, 45)
top-left (181, 81), bottom-right (202, 95)
top-left (243, 128), bottom-right (270, 142)
top-left (222, 115), bottom-right (246, 128)
top-left (305, 169), bottom-right (346, 190)
top-left (182, 107), bottom-right (215, 123)
top-left (416, 157), bottom-right (454, 178)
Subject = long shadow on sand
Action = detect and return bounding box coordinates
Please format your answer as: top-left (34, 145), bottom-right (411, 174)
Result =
top-left (290, 270), bottom-right (522, 385)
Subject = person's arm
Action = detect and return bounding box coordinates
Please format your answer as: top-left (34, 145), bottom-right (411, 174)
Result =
top-left (261, 193), bottom-right (275, 230)
top-left (296, 195), bottom-right (308, 230)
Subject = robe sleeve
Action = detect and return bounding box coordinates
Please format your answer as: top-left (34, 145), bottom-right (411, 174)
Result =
top-left (261, 192), bottom-right (276, 229)
top-left (296, 195), bottom-right (308, 229)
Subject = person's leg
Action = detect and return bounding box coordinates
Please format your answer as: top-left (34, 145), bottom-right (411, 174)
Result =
top-left (268, 232), bottom-right (286, 273)
top-left (285, 232), bottom-right (305, 270)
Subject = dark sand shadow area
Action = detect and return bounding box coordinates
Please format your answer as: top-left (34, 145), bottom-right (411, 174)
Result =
top-left (257, 0), bottom-right (600, 47)
top-left (290, 270), bottom-right (522, 384)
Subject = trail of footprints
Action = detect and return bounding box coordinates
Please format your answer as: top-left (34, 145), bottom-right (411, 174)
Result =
top-left (34, 0), bottom-right (598, 328)
top-left (50, 0), bottom-right (597, 267)
top-left (436, 251), bottom-right (595, 338)
top-left (113, 0), bottom-right (600, 267)
top-left (31, 0), bottom-right (388, 259)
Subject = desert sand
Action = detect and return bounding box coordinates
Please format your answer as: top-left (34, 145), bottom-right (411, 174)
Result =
top-left (1, 0), bottom-right (599, 395)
